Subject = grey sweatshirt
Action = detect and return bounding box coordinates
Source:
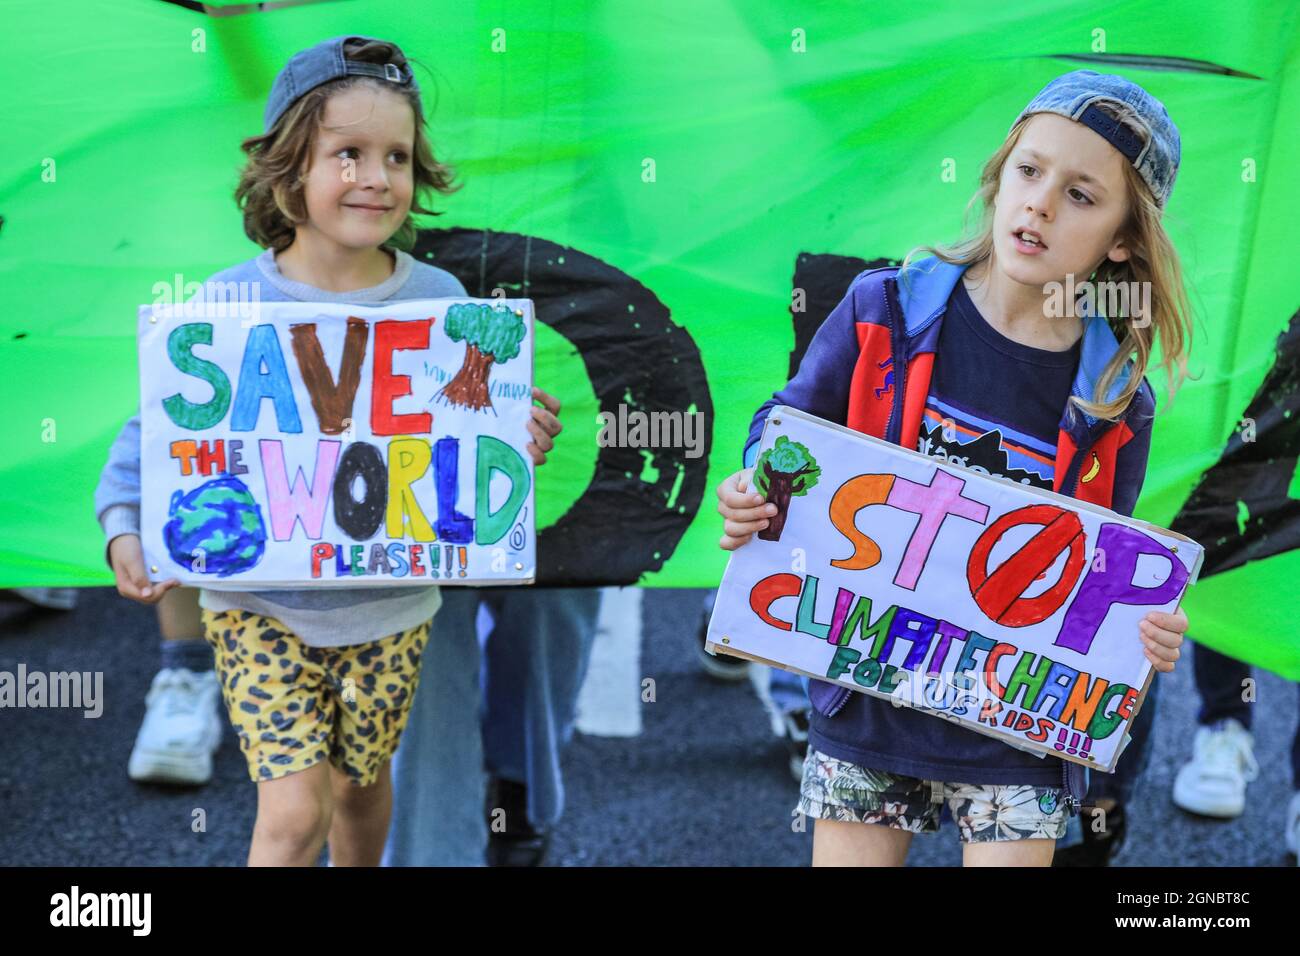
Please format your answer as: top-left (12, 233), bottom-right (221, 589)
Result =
top-left (93, 246), bottom-right (466, 647)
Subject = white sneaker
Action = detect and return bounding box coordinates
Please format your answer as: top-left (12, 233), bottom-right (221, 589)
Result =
top-left (127, 668), bottom-right (223, 785)
top-left (12, 587), bottom-right (79, 610)
top-left (1172, 718), bottom-right (1259, 818)
top-left (1285, 791), bottom-right (1300, 859)
top-left (783, 709), bottom-right (811, 784)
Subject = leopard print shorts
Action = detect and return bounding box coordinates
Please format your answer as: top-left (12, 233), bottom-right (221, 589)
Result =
top-left (202, 608), bottom-right (430, 787)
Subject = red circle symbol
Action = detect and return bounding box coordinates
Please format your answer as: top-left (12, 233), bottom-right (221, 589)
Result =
top-left (966, 504), bottom-right (1086, 627)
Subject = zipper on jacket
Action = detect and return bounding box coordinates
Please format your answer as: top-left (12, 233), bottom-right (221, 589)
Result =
top-left (883, 277), bottom-right (907, 445)
top-left (1061, 759), bottom-right (1080, 813)
top-left (1058, 408), bottom-right (1103, 498)
top-left (1059, 379), bottom-right (1123, 498)
top-left (818, 274), bottom-right (905, 723)
top-left (823, 687), bottom-right (852, 717)
top-left (883, 272), bottom-right (949, 446)
top-left (822, 275), bottom-right (914, 719)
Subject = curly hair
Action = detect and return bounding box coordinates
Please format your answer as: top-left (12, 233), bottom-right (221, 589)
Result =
top-left (234, 37), bottom-right (459, 254)
top-left (901, 101), bottom-right (1193, 423)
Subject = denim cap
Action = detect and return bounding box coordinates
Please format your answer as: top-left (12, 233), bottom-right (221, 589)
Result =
top-left (263, 35), bottom-right (418, 134)
top-left (1011, 69), bottom-right (1181, 208)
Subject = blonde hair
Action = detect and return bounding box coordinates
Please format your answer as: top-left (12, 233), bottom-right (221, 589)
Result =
top-left (234, 37), bottom-right (459, 254)
top-left (901, 103), bottom-right (1192, 422)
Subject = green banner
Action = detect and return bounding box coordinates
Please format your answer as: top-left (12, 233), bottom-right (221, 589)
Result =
top-left (2, 1), bottom-right (1297, 678)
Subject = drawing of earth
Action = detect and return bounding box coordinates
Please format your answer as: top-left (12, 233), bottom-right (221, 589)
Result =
top-left (163, 476), bottom-right (267, 577)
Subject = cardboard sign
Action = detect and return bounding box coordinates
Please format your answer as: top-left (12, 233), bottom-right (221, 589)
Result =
top-left (706, 407), bottom-right (1204, 772)
top-left (138, 298), bottom-right (536, 587)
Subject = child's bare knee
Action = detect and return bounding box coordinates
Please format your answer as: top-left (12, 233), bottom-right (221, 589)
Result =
top-left (255, 782), bottom-right (332, 852)
top-left (256, 809), bottom-right (330, 858)
top-left (333, 776), bottom-right (387, 819)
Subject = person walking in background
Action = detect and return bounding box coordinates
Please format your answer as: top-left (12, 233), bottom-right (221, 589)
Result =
top-left (1171, 640), bottom-right (1300, 860)
top-left (697, 588), bottom-right (812, 781)
top-left (385, 588), bottom-right (602, 867)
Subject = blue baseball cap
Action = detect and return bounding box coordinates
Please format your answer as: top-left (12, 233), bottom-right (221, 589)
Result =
top-left (1011, 69), bottom-right (1181, 209)
top-left (263, 35), bottom-right (419, 134)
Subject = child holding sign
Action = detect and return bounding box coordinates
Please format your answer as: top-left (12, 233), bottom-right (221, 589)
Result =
top-left (717, 71), bottom-right (1192, 866)
top-left (94, 36), bottom-right (563, 866)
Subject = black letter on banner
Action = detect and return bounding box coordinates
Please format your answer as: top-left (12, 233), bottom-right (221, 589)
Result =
top-left (1171, 308), bottom-right (1300, 577)
top-left (788, 253), bottom-right (897, 376)
top-left (334, 442), bottom-right (387, 540)
top-left (413, 228), bottom-right (714, 585)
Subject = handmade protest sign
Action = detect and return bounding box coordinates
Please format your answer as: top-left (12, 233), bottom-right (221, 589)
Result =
top-left (706, 407), bottom-right (1204, 772)
top-left (138, 298), bottom-right (536, 587)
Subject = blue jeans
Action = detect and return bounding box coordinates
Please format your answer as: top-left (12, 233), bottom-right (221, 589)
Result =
top-left (771, 667), bottom-right (809, 715)
top-left (701, 588), bottom-right (809, 717)
top-left (383, 587), bottom-right (602, 866)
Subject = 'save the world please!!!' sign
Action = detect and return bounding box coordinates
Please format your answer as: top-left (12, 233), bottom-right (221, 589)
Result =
top-left (138, 298), bottom-right (537, 588)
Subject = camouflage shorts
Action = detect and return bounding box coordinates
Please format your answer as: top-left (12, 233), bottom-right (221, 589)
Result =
top-left (796, 748), bottom-right (1069, 843)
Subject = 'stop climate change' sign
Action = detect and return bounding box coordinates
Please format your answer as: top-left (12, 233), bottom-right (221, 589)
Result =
top-left (708, 407), bottom-right (1204, 772)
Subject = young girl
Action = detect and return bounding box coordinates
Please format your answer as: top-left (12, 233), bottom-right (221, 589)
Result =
top-left (94, 35), bottom-right (564, 866)
top-left (716, 70), bottom-right (1193, 867)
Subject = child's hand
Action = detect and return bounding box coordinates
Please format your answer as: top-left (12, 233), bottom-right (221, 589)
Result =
top-left (527, 386), bottom-right (563, 466)
top-left (108, 534), bottom-right (180, 605)
top-left (1140, 607), bottom-right (1187, 672)
top-left (717, 467), bottom-right (776, 551)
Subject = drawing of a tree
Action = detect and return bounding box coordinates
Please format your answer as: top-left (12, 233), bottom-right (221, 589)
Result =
top-left (754, 435), bottom-right (821, 541)
top-left (439, 303), bottom-right (527, 412)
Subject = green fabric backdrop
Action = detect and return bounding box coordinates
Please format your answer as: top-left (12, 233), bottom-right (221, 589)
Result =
top-left (2, 1), bottom-right (1296, 677)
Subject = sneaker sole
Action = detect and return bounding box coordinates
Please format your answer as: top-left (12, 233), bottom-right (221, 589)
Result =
top-left (128, 720), bottom-right (222, 785)
top-left (1172, 779), bottom-right (1245, 819)
top-left (788, 752), bottom-right (805, 784)
top-left (698, 652), bottom-right (750, 682)
top-left (128, 748), bottom-right (214, 785)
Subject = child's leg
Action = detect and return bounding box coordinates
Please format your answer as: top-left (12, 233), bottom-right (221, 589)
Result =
top-left (323, 618), bottom-right (432, 865)
top-left (201, 607), bottom-right (346, 865)
top-left (204, 606), bottom-right (429, 866)
top-left (798, 750), bottom-right (935, 866)
top-left (963, 839), bottom-right (1055, 867)
top-left (327, 760), bottom-right (393, 867)
top-left (947, 781), bottom-right (1066, 867)
top-left (157, 586), bottom-right (202, 638)
top-left (129, 588), bottom-right (221, 786)
top-left (812, 818), bottom-right (913, 866)
top-left (249, 762), bottom-right (333, 866)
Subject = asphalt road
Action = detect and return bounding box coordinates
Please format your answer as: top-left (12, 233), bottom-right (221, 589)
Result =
top-left (0, 587), bottom-right (1295, 867)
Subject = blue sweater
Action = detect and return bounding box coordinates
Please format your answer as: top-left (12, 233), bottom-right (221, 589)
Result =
top-left (93, 247), bottom-right (465, 647)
